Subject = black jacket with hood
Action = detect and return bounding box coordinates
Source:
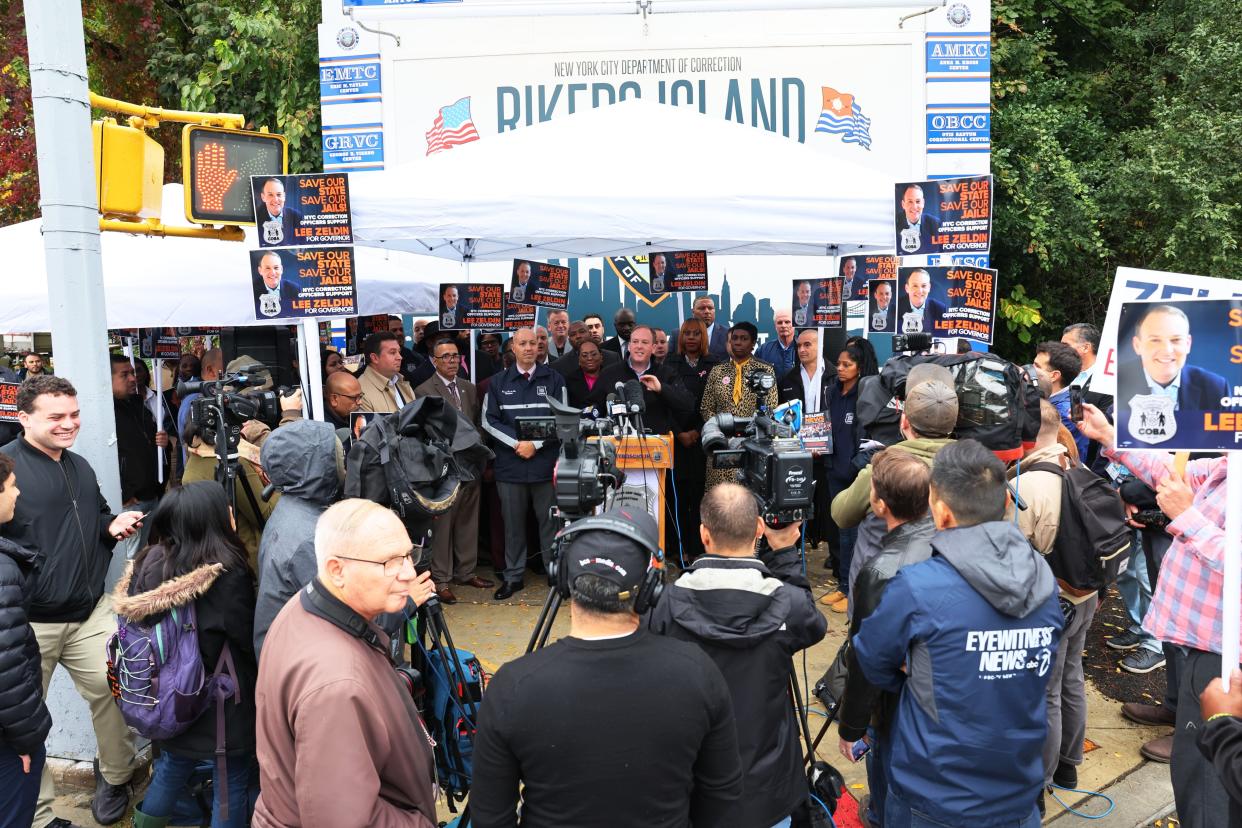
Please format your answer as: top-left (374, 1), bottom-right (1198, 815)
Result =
top-left (0, 437), bottom-right (118, 623)
top-left (254, 420), bottom-right (341, 656)
top-left (838, 515), bottom-right (935, 742)
top-left (115, 546), bottom-right (258, 758)
top-left (647, 544), bottom-right (827, 828)
top-left (0, 537), bottom-right (52, 754)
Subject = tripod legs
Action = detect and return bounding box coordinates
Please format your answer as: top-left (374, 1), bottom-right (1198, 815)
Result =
top-left (525, 589), bottom-right (562, 654)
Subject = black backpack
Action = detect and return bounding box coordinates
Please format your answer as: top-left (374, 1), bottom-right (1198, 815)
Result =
top-left (1025, 461), bottom-right (1131, 595)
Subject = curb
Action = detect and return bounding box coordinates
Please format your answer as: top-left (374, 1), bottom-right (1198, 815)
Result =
top-left (1046, 760), bottom-right (1175, 827)
top-left (47, 746), bottom-right (153, 794)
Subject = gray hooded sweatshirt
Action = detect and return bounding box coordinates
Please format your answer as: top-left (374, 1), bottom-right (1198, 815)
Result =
top-left (254, 420), bottom-right (341, 655)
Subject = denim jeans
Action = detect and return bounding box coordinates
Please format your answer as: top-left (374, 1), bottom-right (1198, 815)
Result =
top-left (885, 786), bottom-right (1040, 828)
top-left (1117, 531), bottom-right (1161, 654)
top-left (140, 749), bottom-right (254, 828)
top-left (865, 728), bottom-right (890, 827)
top-left (0, 744), bottom-right (44, 828)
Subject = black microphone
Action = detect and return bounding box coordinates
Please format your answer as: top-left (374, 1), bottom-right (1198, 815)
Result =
top-left (623, 379), bottom-right (646, 414)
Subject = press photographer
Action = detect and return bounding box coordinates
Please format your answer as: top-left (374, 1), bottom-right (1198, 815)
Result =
top-left (648, 483), bottom-right (827, 828)
top-left (179, 359), bottom-right (303, 564)
top-left (471, 505), bottom-right (744, 827)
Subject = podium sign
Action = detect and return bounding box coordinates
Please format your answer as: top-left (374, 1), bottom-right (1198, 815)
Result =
top-left (591, 433), bottom-right (674, 551)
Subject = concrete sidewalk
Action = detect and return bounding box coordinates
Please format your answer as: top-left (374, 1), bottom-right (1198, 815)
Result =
top-left (50, 572), bottom-right (1178, 826)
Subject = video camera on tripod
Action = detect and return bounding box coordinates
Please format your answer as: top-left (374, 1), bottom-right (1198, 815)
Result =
top-left (701, 371), bottom-right (814, 526)
top-left (178, 362), bottom-right (291, 454)
top-left (177, 362), bottom-right (294, 512)
top-left (516, 388), bottom-right (645, 518)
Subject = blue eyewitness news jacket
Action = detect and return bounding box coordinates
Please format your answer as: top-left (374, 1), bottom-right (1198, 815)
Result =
top-left (853, 521), bottom-right (1063, 827)
top-left (482, 363), bottom-right (566, 483)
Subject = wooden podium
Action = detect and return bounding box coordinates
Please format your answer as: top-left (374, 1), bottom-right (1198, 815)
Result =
top-left (591, 433), bottom-right (674, 551)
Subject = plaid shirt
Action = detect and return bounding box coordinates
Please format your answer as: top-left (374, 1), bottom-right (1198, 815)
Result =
top-left (1105, 448), bottom-right (1232, 655)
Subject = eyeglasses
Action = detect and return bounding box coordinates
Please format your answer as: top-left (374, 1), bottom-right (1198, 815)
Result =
top-left (332, 392), bottom-right (365, 403)
top-left (433, 354), bottom-right (461, 362)
top-left (334, 551), bottom-right (417, 576)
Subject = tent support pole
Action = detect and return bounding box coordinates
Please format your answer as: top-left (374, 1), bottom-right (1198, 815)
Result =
top-left (298, 319), bottom-right (322, 420)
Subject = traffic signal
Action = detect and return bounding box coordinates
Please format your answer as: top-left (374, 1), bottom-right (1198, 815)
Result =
top-left (92, 118), bottom-right (164, 220)
top-left (182, 125), bottom-right (287, 225)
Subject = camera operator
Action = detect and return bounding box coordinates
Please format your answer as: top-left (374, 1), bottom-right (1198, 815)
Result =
top-left (471, 506), bottom-right (743, 827)
top-left (181, 363), bottom-right (303, 567)
top-left (1077, 403), bottom-right (1233, 827)
top-left (647, 483), bottom-right (826, 828)
top-left (253, 499), bottom-right (438, 828)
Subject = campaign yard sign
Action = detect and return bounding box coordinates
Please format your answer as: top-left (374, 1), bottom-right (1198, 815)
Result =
top-left (1114, 299), bottom-right (1242, 451)
top-left (839, 255), bottom-right (897, 301)
top-left (894, 175), bottom-right (992, 256)
top-left (502, 290), bottom-right (537, 331)
top-left (510, 259), bottom-right (570, 310)
top-left (252, 173), bottom-right (353, 248)
top-left (895, 265), bottom-right (997, 344)
top-left (649, 250), bottom-right (708, 294)
top-left (0, 382), bottom-right (17, 423)
top-left (249, 247), bottom-right (357, 320)
top-left (792, 278), bottom-right (844, 328)
top-left (439, 282), bottom-right (504, 330)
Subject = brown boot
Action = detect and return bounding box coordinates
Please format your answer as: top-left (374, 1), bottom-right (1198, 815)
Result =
top-left (1140, 732), bottom-right (1173, 763)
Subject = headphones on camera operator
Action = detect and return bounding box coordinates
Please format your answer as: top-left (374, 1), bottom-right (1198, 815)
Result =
top-left (546, 507), bottom-right (665, 614)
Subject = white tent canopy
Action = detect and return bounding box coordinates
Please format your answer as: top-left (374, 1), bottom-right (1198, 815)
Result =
top-left (0, 185), bottom-right (443, 332)
top-left (350, 99), bottom-right (893, 261)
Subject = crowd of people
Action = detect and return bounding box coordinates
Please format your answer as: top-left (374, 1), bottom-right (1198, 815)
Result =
top-left (0, 302), bottom-right (1238, 828)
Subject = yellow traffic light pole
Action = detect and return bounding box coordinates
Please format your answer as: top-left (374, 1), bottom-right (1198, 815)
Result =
top-left (90, 92), bottom-right (268, 241)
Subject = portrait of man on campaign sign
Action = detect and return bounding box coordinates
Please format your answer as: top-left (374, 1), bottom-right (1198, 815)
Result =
top-left (868, 279), bottom-right (897, 334)
top-left (793, 280), bottom-right (813, 327)
top-left (897, 268), bottom-right (948, 334)
top-left (510, 260), bottom-right (537, 304)
top-left (895, 183), bottom-right (940, 256)
top-left (253, 177), bottom-right (303, 247)
top-left (251, 250), bottom-right (298, 318)
top-left (1116, 300), bottom-right (1239, 450)
top-left (440, 283), bottom-right (469, 330)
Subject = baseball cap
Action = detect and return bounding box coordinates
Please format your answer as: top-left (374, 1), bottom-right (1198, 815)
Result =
top-left (563, 508), bottom-right (658, 599)
top-left (905, 362), bottom-right (954, 394)
top-left (903, 379), bottom-right (958, 438)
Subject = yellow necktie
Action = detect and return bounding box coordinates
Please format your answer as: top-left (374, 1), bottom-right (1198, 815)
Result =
top-left (733, 359), bottom-right (749, 406)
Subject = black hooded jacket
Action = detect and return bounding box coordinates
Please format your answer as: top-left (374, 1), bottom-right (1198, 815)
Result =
top-left (0, 437), bottom-right (117, 622)
top-left (0, 537), bottom-right (52, 754)
top-left (647, 545), bottom-right (827, 828)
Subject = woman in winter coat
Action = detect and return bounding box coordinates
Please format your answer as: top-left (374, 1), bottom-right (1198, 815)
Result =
top-left (113, 482), bottom-right (258, 828)
top-left (0, 452), bottom-right (53, 828)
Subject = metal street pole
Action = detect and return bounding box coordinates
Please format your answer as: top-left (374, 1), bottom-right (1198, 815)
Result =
top-left (24, 0), bottom-right (122, 509)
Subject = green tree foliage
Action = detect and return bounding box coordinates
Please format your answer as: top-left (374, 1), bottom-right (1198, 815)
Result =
top-left (149, 0), bottom-right (321, 174)
top-left (990, 0), bottom-right (1242, 358)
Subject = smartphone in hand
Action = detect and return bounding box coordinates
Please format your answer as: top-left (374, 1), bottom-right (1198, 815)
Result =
top-left (1069, 385), bottom-right (1084, 422)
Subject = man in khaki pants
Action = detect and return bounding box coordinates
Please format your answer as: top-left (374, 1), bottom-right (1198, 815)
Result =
top-left (1, 376), bottom-right (144, 828)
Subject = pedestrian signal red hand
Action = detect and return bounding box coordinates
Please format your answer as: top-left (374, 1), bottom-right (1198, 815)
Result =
top-left (194, 141), bottom-right (238, 213)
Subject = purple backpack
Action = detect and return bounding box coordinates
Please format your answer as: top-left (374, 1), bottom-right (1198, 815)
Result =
top-left (105, 596), bottom-right (237, 742)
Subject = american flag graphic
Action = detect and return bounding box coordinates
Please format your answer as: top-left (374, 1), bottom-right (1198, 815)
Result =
top-left (426, 97), bottom-right (480, 156)
top-left (815, 86), bottom-right (872, 150)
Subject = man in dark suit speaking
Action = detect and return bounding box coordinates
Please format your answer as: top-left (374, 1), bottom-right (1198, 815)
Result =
top-left (256, 177), bottom-right (303, 247)
top-left (896, 184), bottom-right (940, 256)
top-left (897, 269), bottom-right (947, 334)
top-left (1118, 304), bottom-right (1229, 413)
top-left (252, 251), bottom-right (299, 318)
